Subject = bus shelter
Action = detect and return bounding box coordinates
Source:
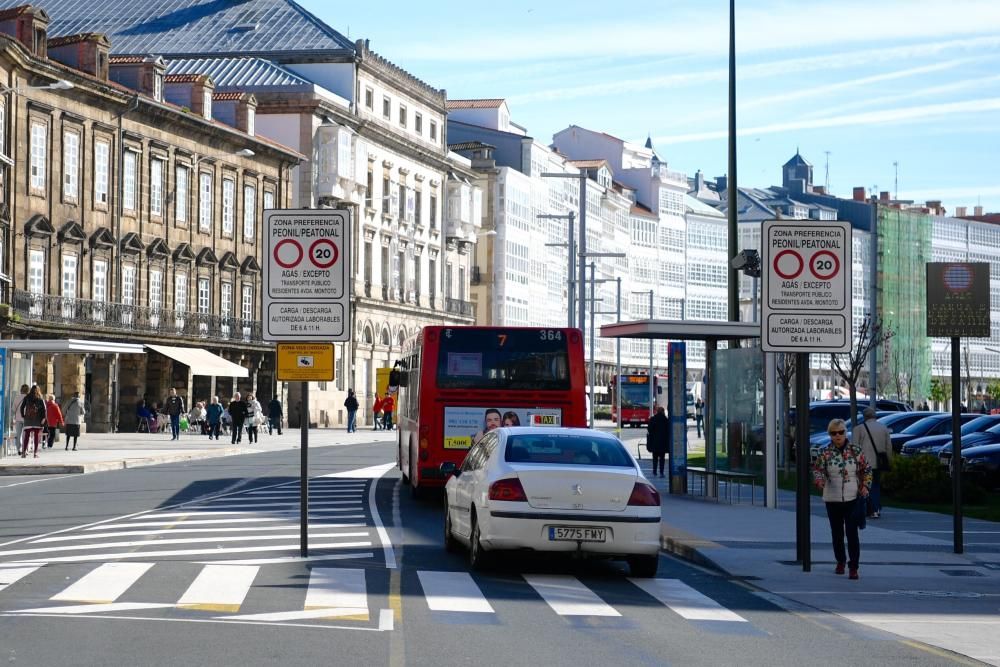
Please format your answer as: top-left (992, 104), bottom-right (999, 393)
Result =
top-left (599, 320), bottom-right (781, 508)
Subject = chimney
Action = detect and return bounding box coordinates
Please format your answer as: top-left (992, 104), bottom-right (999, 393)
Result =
top-left (956, 206), bottom-right (967, 217)
top-left (880, 191), bottom-right (890, 202)
top-left (211, 92), bottom-right (258, 135)
top-left (925, 200), bottom-right (942, 215)
top-left (48, 33), bottom-right (111, 80)
top-left (813, 185), bottom-right (826, 195)
top-left (715, 175), bottom-right (728, 192)
top-left (694, 170), bottom-right (704, 193)
top-left (853, 187), bottom-right (866, 202)
top-left (974, 205), bottom-right (984, 216)
top-left (0, 5), bottom-right (50, 58)
top-left (164, 74), bottom-right (215, 120)
top-left (110, 55), bottom-right (166, 101)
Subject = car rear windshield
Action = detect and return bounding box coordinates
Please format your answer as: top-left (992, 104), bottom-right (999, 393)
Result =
top-left (505, 434), bottom-right (634, 467)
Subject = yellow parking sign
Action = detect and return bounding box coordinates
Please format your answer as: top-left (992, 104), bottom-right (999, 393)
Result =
top-left (277, 343), bottom-right (335, 381)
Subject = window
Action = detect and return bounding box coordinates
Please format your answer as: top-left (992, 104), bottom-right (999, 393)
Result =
top-left (399, 104), bottom-right (407, 128)
top-left (398, 250), bottom-right (406, 299)
top-left (446, 261), bottom-right (453, 298)
top-left (30, 121), bottom-right (46, 190)
top-left (415, 258), bottom-right (421, 297)
top-left (93, 260), bottom-right (107, 322)
top-left (365, 87), bottom-right (373, 110)
top-left (198, 277), bottom-right (210, 314)
top-left (199, 173), bottom-right (213, 231)
top-left (174, 273), bottom-right (187, 312)
top-left (222, 178), bottom-right (235, 235)
top-left (247, 107), bottom-right (255, 136)
top-left (175, 166), bottom-right (188, 223)
top-left (123, 150), bottom-right (137, 212)
top-left (398, 184), bottom-right (406, 220)
top-left (365, 168), bottom-right (374, 208)
top-left (381, 246), bottom-right (390, 289)
top-left (429, 120), bottom-right (437, 142)
top-left (429, 193), bottom-right (437, 229)
top-left (122, 265), bottom-right (136, 305)
top-left (429, 258), bottom-right (436, 302)
top-left (415, 112), bottom-right (422, 134)
top-left (459, 266), bottom-right (466, 301)
top-left (62, 130), bottom-right (79, 200)
top-left (241, 284), bottom-right (254, 339)
top-left (263, 190), bottom-right (275, 210)
top-left (62, 254), bottom-right (78, 318)
top-left (382, 96), bottom-right (391, 119)
top-left (243, 184), bottom-right (256, 240)
top-left (28, 249), bottom-right (44, 316)
top-left (382, 176), bottom-right (391, 213)
top-left (415, 190), bottom-right (422, 226)
top-left (0, 105), bottom-right (5, 155)
top-left (203, 90), bottom-right (212, 119)
top-left (221, 282), bottom-right (233, 317)
top-left (364, 241), bottom-right (372, 285)
top-left (94, 140), bottom-right (109, 206)
top-left (150, 158), bottom-right (164, 217)
top-left (153, 72), bottom-right (163, 102)
top-left (149, 270), bottom-right (162, 310)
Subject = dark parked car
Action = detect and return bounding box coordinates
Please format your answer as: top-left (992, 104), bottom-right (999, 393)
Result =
top-left (890, 413), bottom-right (980, 453)
top-left (900, 415), bottom-right (1000, 458)
top-left (820, 398), bottom-right (911, 412)
top-left (938, 423), bottom-right (1000, 467)
top-left (957, 443), bottom-right (1000, 488)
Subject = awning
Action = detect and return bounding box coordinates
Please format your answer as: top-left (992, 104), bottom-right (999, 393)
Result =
top-left (146, 344), bottom-right (249, 378)
top-left (0, 339), bottom-right (145, 354)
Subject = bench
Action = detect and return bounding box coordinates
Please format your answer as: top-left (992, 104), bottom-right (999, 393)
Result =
top-left (686, 466), bottom-right (760, 505)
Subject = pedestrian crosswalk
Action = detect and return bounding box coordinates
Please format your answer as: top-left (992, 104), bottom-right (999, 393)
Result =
top-left (0, 560), bottom-right (754, 634)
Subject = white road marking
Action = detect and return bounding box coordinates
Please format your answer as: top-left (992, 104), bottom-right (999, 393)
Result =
top-left (378, 608), bottom-right (394, 631)
top-left (16, 602), bottom-right (175, 614)
top-left (178, 500), bottom-right (363, 510)
top-left (33, 542), bottom-right (373, 563)
top-left (51, 562), bottom-right (153, 603)
top-left (0, 475), bottom-right (71, 489)
top-left (417, 571), bottom-right (494, 613)
top-left (177, 564), bottom-right (259, 612)
top-left (0, 563), bottom-right (43, 592)
top-left (136, 509), bottom-right (362, 519)
top-left (89, 517), bottom-right (293, 529)
top-left (35, 524), bottom-right (362, 542)
top-left (305, 567), bottom-right (368, 612)
top-left (220, 492), bottom-right (361, 500)
top-left (629, 578), bottom-right (748, 622)
top-left (320, 462), bottom-right (397, 569)
top-left (324, 463), bottom-right (396, 479)
top-left (200, 552), bottom-right (374, 565)
top-left (222, 607), bottom-right (370, 622)
top-left (522, 575), bottom-right (620, 617)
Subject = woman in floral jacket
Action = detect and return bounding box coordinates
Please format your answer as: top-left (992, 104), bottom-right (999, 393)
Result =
top-left (812, 418), bottom-right (872, 580)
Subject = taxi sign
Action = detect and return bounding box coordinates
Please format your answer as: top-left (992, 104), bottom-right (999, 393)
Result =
top-left (529, 412), bottom-right (561, 427)
top-left (277, 343), bottom-right (335, 381)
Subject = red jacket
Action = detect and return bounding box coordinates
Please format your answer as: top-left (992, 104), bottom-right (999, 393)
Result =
top-left (381, 395), bottom-right (395, 413)
top-left (45, 400), bottom-right (64, 427)
top-left (373, 397), bottom-right (384, 413)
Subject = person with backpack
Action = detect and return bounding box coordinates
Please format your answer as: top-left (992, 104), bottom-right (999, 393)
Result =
top-left (62, 391), bottom-right (85, 451)
top-left (165, 387), bottom-right (186, 441)
top-left (44, 394), bottom-right (65, 449)
top-left (344, 389), bottom-right (359, 433)
top-left (19, 385), bottom-right (46, 458)
top-left (646, 406), bottom-right (670, 478)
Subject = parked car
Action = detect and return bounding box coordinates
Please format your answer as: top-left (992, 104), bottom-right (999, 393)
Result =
top-left (900, 414), bottom-right (1000, 458)
top-left (442, 427), bottom-right (662, 577)
top-left (938, 422), bottom-right (1000, 467)
top-left (819, 398), bottom-right (911, 412)
top-left (890, 413), bottom-right (980, 453)
top-left (810, 410), bottom-right (937, 451)
top-left (956, 443), bottom-right (1000, 488)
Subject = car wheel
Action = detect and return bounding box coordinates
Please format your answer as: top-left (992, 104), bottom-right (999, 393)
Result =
top-left (443, 502), bottom-right (459, 553)
top-left (628, 555), bottom-right (659, 578)
top-left (468, 514), bottom-right (490, 571)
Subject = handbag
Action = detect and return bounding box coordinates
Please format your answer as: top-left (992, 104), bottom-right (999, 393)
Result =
top-left (862, 422), bottom-right (892, 472)
top-left (853, 494), bottom-right (868, 530)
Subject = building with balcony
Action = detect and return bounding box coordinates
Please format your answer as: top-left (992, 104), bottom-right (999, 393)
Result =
top-left (0, 9), bottom-right (300, 431)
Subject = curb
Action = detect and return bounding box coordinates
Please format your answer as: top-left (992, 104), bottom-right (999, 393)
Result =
top-left (659, 526), bottom-right (729, 574)
top-left (0, 447), bottom-right (245, 475)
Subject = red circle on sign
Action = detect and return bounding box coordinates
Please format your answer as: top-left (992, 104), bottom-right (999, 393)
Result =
top-left (773, 250), bottom-right (804, 279)
top-left (274, 239), bottom-right (303, 269)
top-left (810, 250), bottom-right (840, 280)
top-left (309, 238), bottom-right (339, 269)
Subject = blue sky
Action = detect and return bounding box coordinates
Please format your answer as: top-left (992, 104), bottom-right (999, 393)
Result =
top-left (301, 0), bottom-right (1000, 213)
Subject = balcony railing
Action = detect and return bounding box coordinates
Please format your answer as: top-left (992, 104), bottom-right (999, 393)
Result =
top-left (11, 289), bottom-right (262, 343)
top-left (445, 297), bottom-right (474, 318)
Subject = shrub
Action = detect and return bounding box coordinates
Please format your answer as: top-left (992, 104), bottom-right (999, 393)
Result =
top-left (882, 454), bottom-right (987, 504)
top-left (593, 409), bottom-right (612, 421)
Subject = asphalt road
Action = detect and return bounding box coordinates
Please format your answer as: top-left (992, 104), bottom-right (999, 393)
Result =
top-left (0, 438), bottom-right (971, 666)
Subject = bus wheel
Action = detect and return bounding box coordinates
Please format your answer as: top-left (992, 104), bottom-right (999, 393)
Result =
top-left (399, 441), bottom-right (410, 485)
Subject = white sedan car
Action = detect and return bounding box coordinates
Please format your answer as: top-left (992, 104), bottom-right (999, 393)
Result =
top-left (442, 427), bottom-right (662, 577)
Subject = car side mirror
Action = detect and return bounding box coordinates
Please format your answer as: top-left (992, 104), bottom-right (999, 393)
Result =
top-left (440, 462), bottom-right (458, 477)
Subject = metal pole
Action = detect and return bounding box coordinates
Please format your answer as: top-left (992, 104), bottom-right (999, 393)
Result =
top-left (648, 290), bottom-right (654, 416)
top-left (764, 351), bottom-right (777, 508)
top-left (567, 212), bottom-right (576, 329)
top-left (752, 275), bottom-right (759, 323)
top-left (795, 353), bottom-right (811, 571)
top-left (300, 381), bottom-right (309, 557)
top-left (952, 337), bottom-right (963, 554)
top-left (616, 277), bottom-right (622, 437)
top-left (727, 0), bottom-right (739, 327)
top-left (589, 262), bottom-right (596, 428)
top-left (578, 178), bottom-right (588, 333)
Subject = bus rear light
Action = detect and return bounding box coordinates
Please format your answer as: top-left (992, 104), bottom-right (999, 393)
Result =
top-left (627, 482), bottom-right (660, 507)
top-left (488, 477), bottom-right (527, 502)
top-left (419, 438), bottom-right (428, 450)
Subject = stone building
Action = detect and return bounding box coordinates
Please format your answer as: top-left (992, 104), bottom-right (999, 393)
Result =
top-left (0, 7), bottom-right (300, 431)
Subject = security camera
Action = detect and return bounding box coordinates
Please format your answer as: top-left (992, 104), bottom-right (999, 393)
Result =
top-left (730, 253), bottom-right (748, 270)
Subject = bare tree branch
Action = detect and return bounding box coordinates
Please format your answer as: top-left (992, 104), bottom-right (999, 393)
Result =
top-left (832, 313), bottom-right (895, 424)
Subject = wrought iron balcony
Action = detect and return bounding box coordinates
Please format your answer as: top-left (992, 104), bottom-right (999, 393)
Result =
top-left (445, 297), bottom-right (474, 318)
top-left (11, 289), bottom-right (262, 343)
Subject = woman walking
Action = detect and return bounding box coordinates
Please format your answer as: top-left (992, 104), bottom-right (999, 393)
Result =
top-left (19, 385), bottom-right (46, 458)
top-left (812, 418), bottom-right (872, 580)
top-left (61, 391), bottom-right (85, 451)
top-left (646, 406), bottom-right (670, 478)
top-left (206, 396), bottom-right (223, 440)
top-left (245, 393), bottom-right (262, 444)
top-left (44, 394), bottom-right (65, 449)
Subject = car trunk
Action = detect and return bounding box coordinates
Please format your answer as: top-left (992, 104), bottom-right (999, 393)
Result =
top-left (512, 466), bottom-right (638, 511)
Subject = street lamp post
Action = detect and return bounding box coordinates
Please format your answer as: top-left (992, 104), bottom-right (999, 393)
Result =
top-left (540, 211), bottom-right (576, 328)
top-left (541, 172), bottom-right (589, 332)
top-left (591, 277), bottom-right (622, 436)
top-left (581, 252), bottom-right (626, 427)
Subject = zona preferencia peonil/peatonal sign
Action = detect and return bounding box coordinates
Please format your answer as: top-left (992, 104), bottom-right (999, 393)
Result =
top-left (263, 209), bottom-right (352, 342)
top-left (761, 220), bottom-right (852, 353)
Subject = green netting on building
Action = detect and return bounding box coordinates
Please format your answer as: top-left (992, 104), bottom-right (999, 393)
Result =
top-left (877, 207), bottom-right (933, 403)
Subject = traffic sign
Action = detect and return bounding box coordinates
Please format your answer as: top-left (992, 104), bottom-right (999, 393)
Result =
top-left (761, 220), bottom-right (852, 353)
top-left (263, 209), bottom-right (352, 342)
top-left (276, 343), bottom-right (335, 381)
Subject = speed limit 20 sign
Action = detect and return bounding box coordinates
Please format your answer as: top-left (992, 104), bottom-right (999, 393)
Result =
top-left (263, 209), bottom-right (352, 342)
top-left (761, 220), bottom-right (852, 353)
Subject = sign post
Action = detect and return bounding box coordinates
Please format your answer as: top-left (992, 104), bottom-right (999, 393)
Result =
top-left (264, 209), bottom-right (352, 557)
top-left (926, 262), bottom-right (991, 555)
top-left (762, 220), bottom-right (852, 573)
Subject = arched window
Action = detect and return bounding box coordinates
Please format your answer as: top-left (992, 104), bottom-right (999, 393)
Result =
top-left (380, 327), bottom-right (391, 346)
top-left (363, 325), bottom-right (374, 345)
top-left (397, 328), bottom-right (406, 347)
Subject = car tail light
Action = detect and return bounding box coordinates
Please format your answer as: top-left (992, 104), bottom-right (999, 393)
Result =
top-left (488, 477), bottom-right (527, 502)
top-left (628, 482), bottom-right (660, 507)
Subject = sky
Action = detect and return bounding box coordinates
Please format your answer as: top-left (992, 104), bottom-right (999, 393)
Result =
top-left (300, 0), bottom-right (1000, 214)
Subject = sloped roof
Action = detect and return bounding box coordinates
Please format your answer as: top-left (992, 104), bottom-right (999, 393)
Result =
top-left (567, 159), bottom-right (608, 170)
top-left (446, 99), bottom-right (505, 110)
top-left (783, 151), bottom-right (811, 168)
top-left (0, 0), bottom-right (354, 57)
top-left (166, 56), bottom-right (311, 90)
top-left (448, 141), bottom-right (494, 152)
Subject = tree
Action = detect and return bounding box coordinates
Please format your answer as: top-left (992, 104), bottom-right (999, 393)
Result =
top-left (832, 313), bottom-right (895, 426)
top-left (929, 378), bottom-right (950, 407)
top-left (775, 353), bottom-right (796, 471)
top-left (888, 322), bottom-right (919, 404)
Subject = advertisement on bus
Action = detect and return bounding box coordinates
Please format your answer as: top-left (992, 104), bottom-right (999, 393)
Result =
top-left (442, 406), bottom-right (563, 449)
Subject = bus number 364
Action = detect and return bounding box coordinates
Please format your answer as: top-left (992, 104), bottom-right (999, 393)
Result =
top-left (539, 330), bottom-right (563, 340)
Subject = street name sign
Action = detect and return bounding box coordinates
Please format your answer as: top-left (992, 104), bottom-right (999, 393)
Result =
top-left (263, 209), bottom-right (352, 342)
top-left (276, 343), bottom-right (335, 382)
top-left (762, 220), bottom-right (852, 353)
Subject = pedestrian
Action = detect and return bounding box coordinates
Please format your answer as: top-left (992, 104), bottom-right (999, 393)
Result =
top-left (344, 389), bottom-right (359, 433)
top-left (188, 401), bottom-right (206, 434)
top-left (812, 418), bottom-right (872, 580)
top-left (221, 405), bottom-right (232, 435)
top-left (381, 392), bottom-right (395, 431)
top-left (229, 392), bottom-right (247, 444)
top-left (205, 396), bottom-right (223, 440)
top-left (165, 387), bottom-right (186, 441)
top-left (646, 406), bottom-right (670, 478)
top-left (854, 407), bottom-right (892, 519)
top-left (372, 393), bottom-right (384, 431)
top-left (694, 398), bottom-right (704, 438)
top-left (244, 393), bottom-right (261, 444)
top-left (19, 385), bottom-right (46, 458)
top-left (44, 394), bottom-right (65, 449)
top-left (12, 384), bottom-right (29, 450)
top-left (61, 391), bottom-right (85, 451)
top-left (268, 396), bottom-right (283, 435)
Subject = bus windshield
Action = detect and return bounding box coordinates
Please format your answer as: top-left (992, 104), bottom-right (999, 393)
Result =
top-left (436, 328), bottom-right (570, 390)
top-left (619, 382), bottom-right (649, 408)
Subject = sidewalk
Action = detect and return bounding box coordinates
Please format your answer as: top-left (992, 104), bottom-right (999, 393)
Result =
top-left (643, 461), bottom-right (1000, 665)
top-left (0, 426), bottom-right (388, 475)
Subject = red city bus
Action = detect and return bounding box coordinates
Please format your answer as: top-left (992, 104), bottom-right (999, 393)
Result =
top-left (395, 326), bottom-right (587, 494)
top-left (610, 373), bottom-right (668, 426)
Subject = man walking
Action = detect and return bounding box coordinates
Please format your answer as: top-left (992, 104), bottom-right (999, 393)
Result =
top-left (344, 389), bottom-right (359, 433)
top-left (229, 393), bottom-right (248, 444)
top-left (165, 388), bottom-right (186, 441)
top-left (855, 407), bottom-right (892, 518)
top-left (268, 396), bottom-right (283, 435)
top-left (381, 393), bottom-right (395, 431)
top-left (646, 406), bottom-right (670, 478)
top-left (694, 398), bottom-right (704, 439)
